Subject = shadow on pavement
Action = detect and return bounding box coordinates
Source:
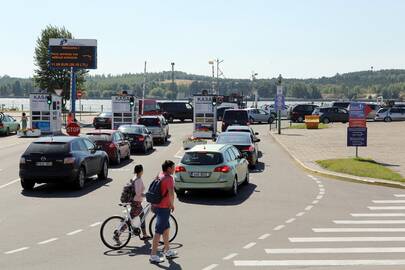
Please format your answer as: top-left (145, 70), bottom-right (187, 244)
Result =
top-left (131, 148), bottom-right (157, 156)
top-left (109, 158), bottom-right (134, 169)
top-left (20, 177), bottom-right (113, 198)
top-left (177, 183), bottom-right (258, 206)
top-left (154, 139), bottom-right (172, 147)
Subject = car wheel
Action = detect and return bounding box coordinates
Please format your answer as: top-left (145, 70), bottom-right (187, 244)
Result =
top-left (21, 178), bottom-right (35, 190)
top-left (384, 117), bottom-right (392, 122)
top-left (5, 128), bottom-right (10, 136)
top-left (74, 167), bottom-right (86, 190)
top-left (249, 117), bottom-right (254, 124)
top-left (175, 189), bottom-right (185, 197)
top-left (322, 117), bottom-right (330, 124)
top-left (143, 143), bottom-right (148, 154)
top-left (126, 149), bottom-right (131, 159)
top-left (180, 118), bottom-right (185, 122)
top-left (229, 177), bottom-right (238, 196)
top-left (16, 124), bottom-right (20, 132)
top-left (98, 160), bottom-right (108, 180)
top-left (297, 116), bottom-right (304, 123)
top-left (115, 151), bottom-right (121, 165)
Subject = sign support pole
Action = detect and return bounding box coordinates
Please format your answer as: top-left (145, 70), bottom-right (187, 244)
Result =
top-left (70, 67), bottom-right (77, 118)
top-left (356, 146), bottom-right (358, 158)
top-left (278, 109), bottom-right (281, 134)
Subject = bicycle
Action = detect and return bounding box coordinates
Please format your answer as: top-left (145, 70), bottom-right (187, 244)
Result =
top-left (100, 202), bottom-right (178, 250)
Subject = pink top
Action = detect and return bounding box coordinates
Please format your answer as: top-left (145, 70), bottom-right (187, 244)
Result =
top-left (133, 177), bottom-right (145, 202)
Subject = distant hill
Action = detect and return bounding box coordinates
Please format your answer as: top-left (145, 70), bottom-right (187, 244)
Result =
top-left (1, 69), bottom-right (405, 100)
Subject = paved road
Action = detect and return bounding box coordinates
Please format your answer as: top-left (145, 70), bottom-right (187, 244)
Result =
top-left (1, 123), bottom-right (405, 269)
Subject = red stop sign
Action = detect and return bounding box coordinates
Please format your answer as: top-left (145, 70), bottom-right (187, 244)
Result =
top-left (66, 122), bottom-right (80, 136)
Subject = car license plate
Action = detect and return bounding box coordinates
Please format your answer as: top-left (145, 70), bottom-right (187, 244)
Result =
top-left (190, 172), bottom-right (210, 178)
top-left (36, 162), bottom-right (52, 166)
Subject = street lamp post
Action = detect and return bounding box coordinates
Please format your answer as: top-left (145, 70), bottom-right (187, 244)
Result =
top-left (209, 60), bottom-right (215, 94)
top-left (251, 72), bottom-right (258, 108)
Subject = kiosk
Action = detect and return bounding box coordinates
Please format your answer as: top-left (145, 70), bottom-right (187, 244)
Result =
top-left (29, 93), bottom-right (62, 135)
top-left (193, 95), bottom-right (217, 139)
top-left (111, 95), bottom-right (138, 130)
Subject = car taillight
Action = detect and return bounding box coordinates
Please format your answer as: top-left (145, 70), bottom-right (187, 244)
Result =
top-left (107, 118), bottom-right (112, 123)
top-left (138, 136), bottom-right (145, 142)
top-left (214, 165), bottom-right (231, 173)
top-left (20, 157), bottom-right (26, 164)
top-left (175, 166), bottom-right (186, 172)
top-left (0, 123), bottom-right (3, 128)
top-left (64, 157), bottom-right (76, 164)
top-left (242, 146), bottom-right (254, 152)
top-left (109, 143), bottom-right (115, 149)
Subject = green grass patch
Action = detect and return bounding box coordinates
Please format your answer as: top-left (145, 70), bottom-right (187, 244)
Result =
top-left (287, 123), bottom-right (330, 129)
top-left (316, 158), bottom-right (405, 182)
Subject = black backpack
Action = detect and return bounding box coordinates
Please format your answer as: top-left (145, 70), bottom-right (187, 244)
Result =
top-left (120, 179), bottom-right (136, 203)
top-left (145, 176), bottom-right (167, 204)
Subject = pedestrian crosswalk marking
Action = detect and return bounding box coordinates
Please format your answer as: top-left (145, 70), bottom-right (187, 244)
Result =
top-left (351, 213), bottom-right (405, 217)
top-left (265, 247), bottom-right (405, 254)
top-left (233, 260), bottom-right (405, 266)
top-left (289, 237), bottom-right (405, 242)
top-left (313, 227), bottom-right (405, 232)
top-left (334, 220), bottom-right (405, 224)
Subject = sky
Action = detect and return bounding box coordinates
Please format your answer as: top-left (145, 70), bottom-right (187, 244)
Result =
top-left (1, 0), bottom-right (405, 79)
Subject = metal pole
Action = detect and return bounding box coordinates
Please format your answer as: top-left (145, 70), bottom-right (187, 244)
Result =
top-left (70, 67), bottom-right (77, 118)
top-left (142, 61), bottom-right (146, 115)
top-left (212, 63), bottom-right (215, 94)
top-left (278, 110), bottom-right (281, 134)
top-left (79, 99), bottom-right (82, 121)
top-left (356, 146), bottom-right (358, 158)
top-left (171, 62), bottom-right (175, 84)
top-left (216, 59), bottom-right (219, 95)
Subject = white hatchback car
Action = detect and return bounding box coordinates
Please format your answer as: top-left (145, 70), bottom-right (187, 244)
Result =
top-left (375, 107), bottom-right (405, 122)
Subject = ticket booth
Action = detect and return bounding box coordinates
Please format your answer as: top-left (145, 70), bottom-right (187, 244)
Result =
top-left (193, 95), bottom-right (217, 139)
top-left (111, 95), bottom-right (138, 130)
top-left (29, 93), bottom-right (62, 134)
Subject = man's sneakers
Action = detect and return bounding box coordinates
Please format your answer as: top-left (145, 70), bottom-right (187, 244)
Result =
top-left (149, 255), bottom-right (165, 264)
top-left (150, 250), bottom-right (178, 264)
top-left (165, 249), bottom-right (178, 259)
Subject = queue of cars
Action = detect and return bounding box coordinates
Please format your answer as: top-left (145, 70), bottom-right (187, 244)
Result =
top-left (0, 112), bottom-right (20, 136)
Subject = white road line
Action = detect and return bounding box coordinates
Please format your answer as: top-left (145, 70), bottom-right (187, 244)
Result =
top-left (265, 247), bottom-right (405, 254)
top-left (0, 178), bottom-right (20, 189)
top-left (316, 195), bottom-right (323, 200)
top-left (369, 206), bottom-right (405, 210)
top-left (351, 213), bottom-right (405, 217)
top-left (223, 253), bottom-right (238, 260)
top-left (334, 220), bottom-right (405, 224)
top-left (296, 212), bottom-right (305, 217)
top-left (286, 218), bottom-right (296, 224)
top-left (312, 200), bottom-right (319, 204)
top-left (89, 222), bottom-right (101, 227)
top-left (318, 185), bottom-right (324, 188)
top-left (110, 168), bottom-right (131, 172)
top-left (202, 264), bottom-right (218, 270)
top-left (313, 228), bottom-right (405, 232)
top-left (243, 242), bottom-right (256, 249)
top-left (258, 233), bottom-right (270, 240)
top-left (289, 237), bottom-right (405, 242)
top-left (38, 237), bottom-right (58, 245)
top-left (234, 260), bottom-right (405, 266)
top-left (273, 225), bottom-right (285, 231)
top-left (394, 194), bottom-right (405, 197)
top-left (66, 229), bottom-right (83, 236)
top-left (373, 200), bottom-right (405, 204)
top-left (319, 188), bottom-right (325, 192)
top-left (305, 205), bottom-right (313, 211)
top-left (4, 247), bottom-right (29, 254)
top-left (319, 191), bottom-right (325, 195)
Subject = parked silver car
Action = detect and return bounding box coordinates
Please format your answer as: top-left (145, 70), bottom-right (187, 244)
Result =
top-left (138, 115), bottom-right (169, 143)
top-left (375, 107), bottom-right (405, 122)
top-left (245, 108), bottom-right (275, 124)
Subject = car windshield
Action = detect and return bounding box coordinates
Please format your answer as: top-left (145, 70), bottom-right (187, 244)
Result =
top-left (99, 112), bottom-right (112, 117)
top-left (378, 108), bottom-right (388, 113)
top-left (217, 134), bottom-right (252, 144)
top-left (181, 152), bottom-right (223, 165)
top-left (138, 118), bottom-right (160, 126)
top-left (26, 142), bottom-right (69, 154)
top-left (85, 134), bottom-right (112, 142)
top-left (118, 126), bottom-right (143, 134)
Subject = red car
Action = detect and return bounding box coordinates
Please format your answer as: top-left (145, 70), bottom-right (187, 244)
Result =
top-left (85, 130), bottom-right (131, 165)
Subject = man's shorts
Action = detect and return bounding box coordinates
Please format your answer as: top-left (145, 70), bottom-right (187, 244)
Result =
top-left (154, 207), bottom-right (171, 234)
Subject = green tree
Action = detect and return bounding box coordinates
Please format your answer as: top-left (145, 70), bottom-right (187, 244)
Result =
top-left (33, 25), bottom-right (87, 100)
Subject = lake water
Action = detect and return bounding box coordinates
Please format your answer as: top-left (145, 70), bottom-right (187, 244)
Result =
top-left (0, 97), bottom-right (324, 112)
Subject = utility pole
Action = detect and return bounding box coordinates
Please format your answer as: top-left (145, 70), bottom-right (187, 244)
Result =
top-left (142, 61), bottom-right (147, 115)
top-left (216, 59), bottom-right (224, 95)
top-left (209, 60), bottom-right (215, 94)
top-left (251, 72), bottom-right (258, 108)
top-left (171, 62), bottom-right (175, 84)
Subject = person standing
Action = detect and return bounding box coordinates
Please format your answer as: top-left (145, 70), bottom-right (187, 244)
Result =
top-left (21, 112), bottom-right (28, 130)
top-left (149, 160), bottom-right (177, 263)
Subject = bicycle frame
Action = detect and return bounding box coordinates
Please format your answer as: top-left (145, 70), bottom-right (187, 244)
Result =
top-left (119, 203), bottom-right (152, 232)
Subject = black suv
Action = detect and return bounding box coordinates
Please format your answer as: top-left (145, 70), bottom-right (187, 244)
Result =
top-left (289, 104), bottom-right (319, 122)
top-left (313, 106), bottom-right (349, 124)
top-left (158, 102), bottom-right (193, 122)
top-left (221, 109), bottom-right (250, 132)
top-left (19, 136), bottom-right (109, 190)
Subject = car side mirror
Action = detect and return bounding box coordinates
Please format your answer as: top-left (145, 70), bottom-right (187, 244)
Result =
top-left (255, 132), bottom-right (259, 135)
top-left (255, 138), bottom-right (261, 143)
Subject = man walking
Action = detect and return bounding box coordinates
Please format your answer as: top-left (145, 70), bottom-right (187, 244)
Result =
top-left (150, 160), bottom-right (178, 263)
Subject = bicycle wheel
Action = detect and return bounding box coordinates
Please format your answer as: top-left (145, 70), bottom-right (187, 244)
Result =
top-left (149, 214), bottom-right (178, 244)
top-left (100, 216), bottom-right (132, 250)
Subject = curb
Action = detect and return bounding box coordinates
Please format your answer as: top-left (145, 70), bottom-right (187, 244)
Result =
top-left (269, 131), bottom-right (405, 190)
